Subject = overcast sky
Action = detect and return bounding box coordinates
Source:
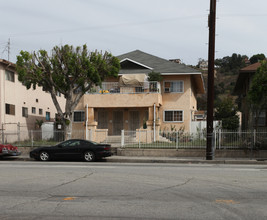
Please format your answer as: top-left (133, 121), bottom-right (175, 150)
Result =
top-left (1, 0), bottom-right (267, 65)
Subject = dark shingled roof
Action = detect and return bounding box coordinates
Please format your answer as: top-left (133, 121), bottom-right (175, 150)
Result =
top-left (233, 62), bottom-right (261, 94)
top-left (117, 50), bottom-right (200, 75)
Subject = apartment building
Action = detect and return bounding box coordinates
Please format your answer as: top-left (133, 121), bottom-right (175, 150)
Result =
top-left (0, 59), bottom-right (65, 141)
top-left (73, 50), bottom-right (205, 142)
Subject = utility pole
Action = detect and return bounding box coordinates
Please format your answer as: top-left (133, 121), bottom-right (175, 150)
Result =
top-left (206, 0), bottom-right (217, 160)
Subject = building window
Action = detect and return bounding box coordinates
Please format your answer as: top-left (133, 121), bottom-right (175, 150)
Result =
top-left (22, 107), bottom-right (28, 118)
top-left (39, 109), bottom-right (43, 115)
top-left (46, 112), bottom-right (50, 121)
top-left (5, 104), bottom-right (15, 115)
top-left (164, 81), bottom-right (184, 93)
top-left (32, 107), bottom-right (36, 114)
top-left (164, 110), bottom-right (183, 122)
top-left (73, 111), bottom-right (85, 122)
top-left (254, 111), bottom-right (266, 127)
top-left (5, 70), bottom-right (15, 82)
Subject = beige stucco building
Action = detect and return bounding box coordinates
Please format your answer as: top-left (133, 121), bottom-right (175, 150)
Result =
top-left (73, 50), bottom-right (204, 142)
top-left (0, 59), bottom-right (65, 141)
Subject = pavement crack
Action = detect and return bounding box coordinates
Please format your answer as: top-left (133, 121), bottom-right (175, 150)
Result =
top-left (162, 178), bottom-right (194, 190)
top-left (121, 178), bottom-right (194, 198)
top-left (47, 172), bottom-right (94, 190)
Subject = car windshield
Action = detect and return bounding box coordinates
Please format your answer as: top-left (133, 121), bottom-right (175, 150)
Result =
top-left (88, 140), bottom-right (98, 145)
top-left (57, 140), bottom-right (81, 147)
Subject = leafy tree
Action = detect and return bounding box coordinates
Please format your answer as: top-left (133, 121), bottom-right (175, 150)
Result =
top-left (215, 53), bottom-right (247, 75)
top-left (148, 71), bottom-right (162, 82)
top-left (214, 97), bottom-right (240, 130)
top-left (249, 53), bottom-right (266, 64)
top-left (16, 44), bottom-right (120, 139)
top-left (247, 60), bottom-right (267, 129)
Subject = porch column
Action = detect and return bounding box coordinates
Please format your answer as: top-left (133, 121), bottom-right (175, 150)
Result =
top-left (147, 105), bottom-right (161, 141)
top-left (146, 106), bottom-right (154, 130)
top-left (86, 107), bottom-right (97, 141)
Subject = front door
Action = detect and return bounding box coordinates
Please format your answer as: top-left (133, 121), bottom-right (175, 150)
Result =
top-left (113, 111), bottom-right (123, 135)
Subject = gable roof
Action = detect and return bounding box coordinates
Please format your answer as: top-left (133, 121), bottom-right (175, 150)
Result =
top-left (117, 50), bottom-right (200, 75)
top-left (117, 50), bottom-right (204, 94)
top-left (239, 62), bottom-right (261, 73)
top-left (233, 62), bottom-right (261, 94)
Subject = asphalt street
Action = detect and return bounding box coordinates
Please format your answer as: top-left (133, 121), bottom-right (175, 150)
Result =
top-left (0, 160), bottom-right (267, 219)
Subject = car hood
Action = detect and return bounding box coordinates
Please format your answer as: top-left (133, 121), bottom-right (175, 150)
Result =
top-left (31, 146), bottom-right (54, 152)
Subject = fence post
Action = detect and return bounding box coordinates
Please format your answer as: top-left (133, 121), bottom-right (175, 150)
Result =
top-left (31, 130), bottom-right (34, 147)
top-left (138, 130), bottom-right (141, 148)
top-left (176, 132), bottom-right (178, 149)
top-left (214, 129), bottom-right (217, 149)
top-left (17, 122), bottom-right (20, 143)
top-left (253, 129), bottom-right (256, 147)
top-left (219, 129), bottom-right (221, 149)
top-left (1, 124), bottom-right (4, 144)
top-left (121, 130), bottom-right (124, 148)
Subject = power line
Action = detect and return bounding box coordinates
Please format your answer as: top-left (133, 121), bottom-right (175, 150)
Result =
top-left (4, 14), bottom-right (206, 38)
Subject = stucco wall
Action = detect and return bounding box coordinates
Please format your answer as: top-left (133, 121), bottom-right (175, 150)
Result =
top-left (159, 75), bottom-right (194, 132)
top-left (83, 93), bottom-right (162, 108)
top-left (0, 63), bottom-right (65, 131)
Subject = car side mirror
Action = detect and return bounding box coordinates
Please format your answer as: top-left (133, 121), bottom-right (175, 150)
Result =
top-left (58, 144), bottom-right (63, 148)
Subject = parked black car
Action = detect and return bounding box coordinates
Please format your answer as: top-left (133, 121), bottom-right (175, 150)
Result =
top-left (30, 139), bottom-right (112, 162)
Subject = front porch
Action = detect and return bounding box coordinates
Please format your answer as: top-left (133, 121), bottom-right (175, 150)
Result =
top-left (86, 106), bottom-right (161, 137)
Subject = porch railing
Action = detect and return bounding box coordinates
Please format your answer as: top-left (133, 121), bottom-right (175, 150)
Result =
top-left (86, 81), bottom-right (160, 94)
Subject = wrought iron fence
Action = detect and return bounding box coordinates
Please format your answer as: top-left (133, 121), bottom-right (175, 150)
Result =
top-left (1, 128), bottom-right (267, 150)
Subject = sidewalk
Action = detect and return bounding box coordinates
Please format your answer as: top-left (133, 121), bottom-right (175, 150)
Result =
top-left (8, 154), bottom-right (267, 165)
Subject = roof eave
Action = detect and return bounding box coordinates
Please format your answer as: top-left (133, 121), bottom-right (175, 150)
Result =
top-left (161, 72), bottom-right (202, 75)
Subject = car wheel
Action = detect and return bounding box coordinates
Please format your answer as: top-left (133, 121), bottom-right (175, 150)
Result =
top-left (84, 151), bottom-right (95, 162)
top-left (39, 151), bottom-right (50, 161)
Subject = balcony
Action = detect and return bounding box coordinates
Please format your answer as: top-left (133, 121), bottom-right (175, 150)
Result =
top-left (86, 81), bottom-right (160, 94)
top-left (84, 81), bottom-right (162, 108)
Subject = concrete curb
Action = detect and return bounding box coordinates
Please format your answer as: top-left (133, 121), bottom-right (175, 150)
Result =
top-left (4, 155), bottom-right (267, 165)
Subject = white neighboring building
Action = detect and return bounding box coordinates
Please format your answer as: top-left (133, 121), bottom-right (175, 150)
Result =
top-left (0, 59), bottom-right (65, 142)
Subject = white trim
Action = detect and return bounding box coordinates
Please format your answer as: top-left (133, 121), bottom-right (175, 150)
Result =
top-left (163, 110), bottom-right (184, 123)
top-left (120, 58), bottom-right (153, 70)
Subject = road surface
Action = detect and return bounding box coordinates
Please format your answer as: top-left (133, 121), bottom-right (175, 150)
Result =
top-left (0, 161), bottom-right (266, 219)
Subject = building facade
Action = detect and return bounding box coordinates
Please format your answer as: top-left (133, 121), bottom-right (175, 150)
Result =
top-left (0, 59), bottom-right (65, 142)
top-left (234, 62), bottom-right (267, 130)
top-left (73, 50), bottom-right (205, 142)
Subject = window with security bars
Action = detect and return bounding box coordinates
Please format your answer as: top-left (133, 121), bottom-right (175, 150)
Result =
top-left (164, 110), bottom-right (183, 122)
top-left (73, 111), bottom-right (85, 122)
top-left (164, 81), bottom-right (184, 93)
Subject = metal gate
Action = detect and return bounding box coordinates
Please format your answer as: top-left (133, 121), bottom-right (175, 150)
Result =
top-left (113, 111), bottom-right (123, 135)
top-left (98, 111), bottom-right (108, 129)
top-left (129, 111), bottom-right (140, 131)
